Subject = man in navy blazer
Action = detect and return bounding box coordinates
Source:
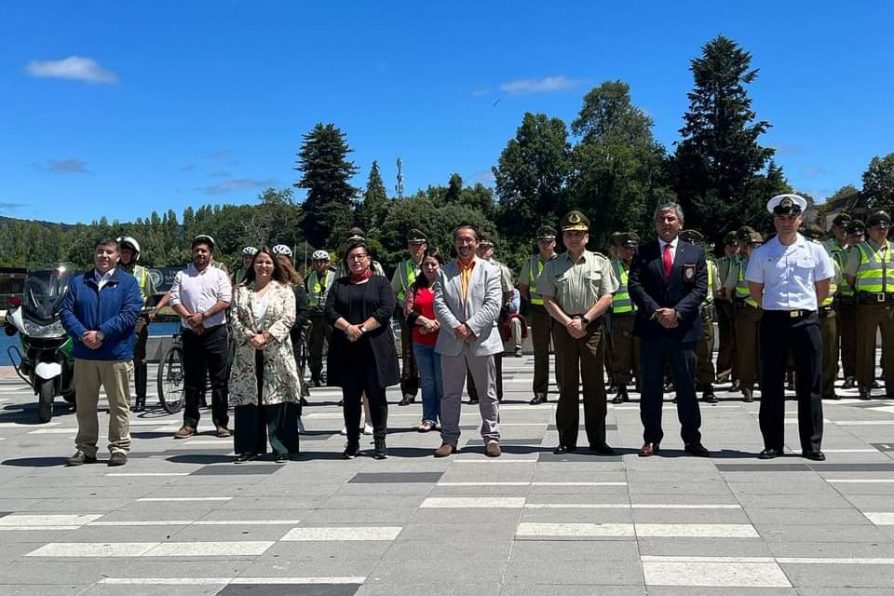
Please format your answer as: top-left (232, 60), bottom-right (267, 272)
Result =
top-left (628, 203), bottom-right (711, 457)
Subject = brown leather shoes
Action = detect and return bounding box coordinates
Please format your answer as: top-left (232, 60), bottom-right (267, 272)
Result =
top-left (174, 425), bottom-right (196, 439)
top-left (638, 442), bottom-right (659, 457)
top-left (434, 443), bottom-right (457, 457)
top-left (485, 441), bottom-right (501, 457)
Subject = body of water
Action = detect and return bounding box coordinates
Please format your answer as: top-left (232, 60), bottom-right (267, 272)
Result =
top-left (0, 321), bottom-right (181, 366)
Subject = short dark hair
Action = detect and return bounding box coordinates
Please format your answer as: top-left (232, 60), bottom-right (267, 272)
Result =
top-left (453, 224), bottom-right (479, 241)
top-left (342, 241), bottom-right (371, 270)
top-left (242, 246), bottom-right (289, 285)
top-left (95, 237), bottom-right (119, 251)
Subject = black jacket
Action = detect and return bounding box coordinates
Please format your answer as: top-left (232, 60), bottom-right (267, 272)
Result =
top-left (628, 239), bottom-right (707, 344)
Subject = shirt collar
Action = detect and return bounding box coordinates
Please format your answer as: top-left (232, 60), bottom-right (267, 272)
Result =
top-left (457, 256), bottom-right (477, 270)
top-left (659, 237), bottom-right (677, 250)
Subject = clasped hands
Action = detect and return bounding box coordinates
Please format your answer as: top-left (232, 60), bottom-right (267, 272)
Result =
top-left (345, 324), bottom-right (365, 343)
top-left (565, 317), bottom-right (587, 339)
top-left (81, 330), bottom-right (103, 350)
top-left (250, 332), bottom-right (270, 350)
top-left (186, 311), bottom-right (206, 335)
top-left (453, 323), bottom-right (476, 343)
top-left (417, 316), bottom-right (440, 335)
top-left (655, 308), bottom-right (678, 329)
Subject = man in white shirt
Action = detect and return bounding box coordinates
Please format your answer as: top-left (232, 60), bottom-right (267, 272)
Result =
top-left (169, 235), bottom-right (233, 439)
top-left (746, 194), bottom-right (833, 461)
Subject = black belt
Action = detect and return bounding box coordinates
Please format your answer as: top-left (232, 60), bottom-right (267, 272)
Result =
top-left (764, 309), bottom-right (815, 319)
top-left (857, 293), bottom-right (894, 304)
top-left (735, 299), bottom-right (758, 309)
top-left (819, 305), bottom-right (835, 316)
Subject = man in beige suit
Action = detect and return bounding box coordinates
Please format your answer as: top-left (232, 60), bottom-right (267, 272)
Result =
top-left (433, 225), bottom-right (504, 457)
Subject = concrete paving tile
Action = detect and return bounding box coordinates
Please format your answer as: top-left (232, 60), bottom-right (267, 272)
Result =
top-left (629, 508), bottom-right (750, 524)
top-left (162, 524), bottom-right (294, 542)
top-left (321, 495), bottom-right (426, 510)
top-left (409, 508), bottom-right (522, 525)
top-left (499, 585), bottom-right (645, 596)
top-left (336, 483), bottom-right (434, 496)
top-left (503, 541), bottom-right (642, 584)
top-left (646, 589), bottom-right (796, 596)
top-left (520, 508), bottom-right (634, 524)
top-left (348, 472), bottom-right (442, 483)
top-left (429, 485), bottom-right (530, 497)
top-left (257, 541), bottom-right (392, 562)
top-left (766, 542), bottom-right (894, 558)
top-left (780, 563), bottom-right (894, 588)
top-left (395, 522), bottom-right (518, 542)
top-left (0, 586), bottom-right (86, 596)
top-left (743, 508), bottom-right (874, 526)
top-left (642, 559), bottom-right (791, 588)
top-left (755, 523), bottom-right (893, 543)
top-left (79, 587), bottom-right (221, 596)
top-left (218, 584), bottom-right (361, 596)
top-left (221, 496), bottom-right (333, 510)
top-left (300, 509), bottom-right (417, 525)
top-left (734, 493), bottom-right (853, 509)
top-left (367, 540), bottom-right (512, 584)
top-left (54, 525), bottom-right (192, 542)
top-left (357, 583), bottom-right (500, 596)
top-left (796, 589), bottom-right (894, 595)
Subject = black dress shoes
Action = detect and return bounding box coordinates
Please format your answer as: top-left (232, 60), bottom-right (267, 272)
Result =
top-left (758, 448), bottom-right (780, 459)
top-left (638, 442), bottom-right (659, 457)
top-left (684, 442), bottom-right (711, 457)
top-left (529, 393), bottom-right (548, 405)
top-left (398, 394), bottom-right (416, 406)
top-left (859, 388), bottom-right (871, 400)
top-left (802, 450), bottom-right (826, 461)
top-left (553, 445), bottom-right (577, 454)
top-left (589, 443), bottom-right (616, 456)
top-left (742, 387), bottom-right (754, 403)
top-left (702, 387), bottom-right (718, 403)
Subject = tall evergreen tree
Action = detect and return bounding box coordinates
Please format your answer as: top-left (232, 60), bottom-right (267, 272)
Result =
top-left (294, 123), bottom-right (358, 249)
top-left (862, 152), bottom-right (894, 212)
top-left (359, 160), bottom-right (388, 233)
top-left (672, 36), bottom-right (779, 241)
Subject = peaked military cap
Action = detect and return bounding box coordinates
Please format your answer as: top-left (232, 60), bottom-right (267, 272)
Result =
top-left (537, 225), bottom-right (557, 240)
top-left (768, 193), bottom-right (807, 215)
top-left (407, 228), bottom-right (427, 243)
top-left (561, 210), bottom-right (589, 232)
top-left (736, 226), bottom-right (757, 242)
top-left (800, 223), bottom-right (825, 241)
top-left (621, 232), bottom-right (640, 247)
top-left (346, 227), bottom-right (366, 242)
top-left (846, 219), bottom-right (866, 235)
top-left (679, 229), bottom-right (704, 244)
top-left (723, 231), bottom-right (739, 245)
top-left (867, 211), bottom-right (891, 228)
top-left (832, 212), bottom-right (852, 227)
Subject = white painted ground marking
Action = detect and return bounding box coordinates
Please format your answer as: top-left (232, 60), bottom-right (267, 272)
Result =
top-left (642, 560), bottom-right (791, 587)
top-left (865, 513), bottom-right (894, 525)
top-left (106, 472), bottom-right (191, 477)
top-left (87, 521), bottom-right (194, 527)
top-left (827, 479), bottom-right (894, 484)
top-left (145, 541), bottom-right (273, 556)
top-left (421, 497), bottom-right (526, 509)
top-left (776, 557), bottom-right (894, 564)
top-left (453, 458), bottom-right (538, 464)
top-left (28, 428), bottom-right (78, 434)
top-left (437, 482), bottom-right (529, 486)
top-left (26, 543), bottom-right (157, 557)
top-left (99, 577), bottom-right (367, 585)
top-left (281, 527), bottom-right (401, 541)
top-left (0, 421), bottom-right (59, 428)
top-left (516, 522), bottom-right (636, 537)
top-left (834, 421), bottom-right (894, 426)
top-left (524, 504), bottom-right (741, 510)
top-left (0, 526), bottom-right (81, 531)
top-left (636, 523), bottom-right (758, 538)
top-left (89, 519), bottom-right (302, 527)
top-left (0, 514), bottom-right (102, 527)
top-left (532, 482), bottom-right (627, 487)
top-left (137, 497), bottom-right (232, 502)
top-left (821, 449), bottom-right (881, 453)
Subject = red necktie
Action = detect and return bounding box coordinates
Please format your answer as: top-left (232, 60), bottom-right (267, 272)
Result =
top-left (662, 243), bottom-right (673, 279)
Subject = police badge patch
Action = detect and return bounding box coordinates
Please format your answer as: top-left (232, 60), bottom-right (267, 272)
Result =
top-left (683, 263), bottom-right (696, 283)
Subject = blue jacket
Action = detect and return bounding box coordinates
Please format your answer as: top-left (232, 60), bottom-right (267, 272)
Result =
top-left (61, 269), bottom-right (143, 361)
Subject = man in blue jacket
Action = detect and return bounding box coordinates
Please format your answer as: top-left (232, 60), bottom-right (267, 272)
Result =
top-left (61, 238), bottom-right (143, 466)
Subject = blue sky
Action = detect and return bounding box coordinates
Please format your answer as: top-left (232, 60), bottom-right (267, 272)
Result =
top-left (1, 1), bottom-right (892, 224)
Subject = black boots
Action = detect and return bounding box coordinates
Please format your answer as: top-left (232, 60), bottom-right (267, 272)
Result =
top-left (132, 363), bottom-right (147, 412)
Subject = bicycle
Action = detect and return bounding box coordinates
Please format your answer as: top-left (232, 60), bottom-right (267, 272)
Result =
top-left (156, 327), bottom-right (236, 414)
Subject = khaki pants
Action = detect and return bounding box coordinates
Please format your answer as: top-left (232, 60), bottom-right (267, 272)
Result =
top-left (74, 359), bottom-right (133, 456)
top-left (735, 304), bottom-right (762, 388)
top-left (856, 302), bottom-right (894, 390)
top-left (610, 313), bottom-right (639, 386)
top-left (554, 321), bottom-right (607, 448)
top-left (837, 300), bottom-right (857, 378)
top-left (695, 305), bottom-right (716, 387)
top-left (820, 309), bottom-right (838, 398)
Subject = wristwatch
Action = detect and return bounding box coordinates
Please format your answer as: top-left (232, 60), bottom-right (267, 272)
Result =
top-left (579, 315), bottom-right (590, 326)
top-left (359, 324), bottom-right (367, 334)
top-left (96, 330), bottom-right (105, 341)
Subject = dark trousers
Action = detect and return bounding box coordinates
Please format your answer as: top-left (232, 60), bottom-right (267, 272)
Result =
top-left (133, 315), bottom-right (150, 401)
top-left (611, 313), bottom-right (639, 386)
top-left (759, 311), bottom-right (823, 453)
top-left (182, 324), bottom-right (229, 429)
top-left (233, 351), bottom-right (299, 457)
top-left (820, 309), bottom-right (838, 398)
top-left (735, 304), bottom-right (762, 388)
top-left (603, 312), bottom-right (615, 387)
top-left (530, 304), bottom-right (555, 395)
top-left (308, 311), bottom-right (330, 381)
top-left (639, 337), bottom-right (701, 445)
top-left (341, 347), bottom-right (388, 445)
top-left (554, 322), bottom-right (607, 448)
top-left (467, 354), bottom-right (503, 401)
top-left (716, 300), bottom-right (736, 377)
top-left (396, 309), bottom-right (419, 397)
top-left (837, 300), bottom-right (857, 378)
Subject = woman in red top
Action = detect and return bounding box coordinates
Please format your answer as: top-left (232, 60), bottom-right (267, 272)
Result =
top-left (404, 249), bottom-right (444, 432)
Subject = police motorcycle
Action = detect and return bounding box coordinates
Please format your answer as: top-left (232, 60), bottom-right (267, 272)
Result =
top-left (4, 263), bottom-right (79, 422)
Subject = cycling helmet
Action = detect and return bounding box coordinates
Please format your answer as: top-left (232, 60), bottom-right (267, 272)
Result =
top-left (311, 250), bottom-right (330, 261)
top-left (242, 246), bottom-right (258, 257)
top-left (116, 236), bottom-right (141, 261)
top-left (272, 244), bottom-right (293, 257)
top-left (192, 234), bottom-right (216, 251)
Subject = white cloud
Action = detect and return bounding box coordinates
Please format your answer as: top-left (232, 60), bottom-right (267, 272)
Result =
top-left (499, 75), bottom-right (584, 95)
top-left (26, 56), bottom-right (118, 84)
top-left (35, 158), bottom-right (90, 174)
top-left (200, 178), bottom-right (276, 196)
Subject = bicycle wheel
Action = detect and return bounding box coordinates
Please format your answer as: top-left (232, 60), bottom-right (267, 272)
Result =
top-left (157, 345), bottom-right (185, 414)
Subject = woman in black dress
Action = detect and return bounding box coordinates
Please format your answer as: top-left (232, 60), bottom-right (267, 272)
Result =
top-left (325, 241), bottom-right (400, 459)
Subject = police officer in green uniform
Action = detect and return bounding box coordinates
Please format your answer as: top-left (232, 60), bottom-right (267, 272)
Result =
top-left (824, 213), bottom-right (852, 258)
top-left (610, 232), bottom-right (639, 404)
top-left (467, 235), bottom-right (514, 403)
top-left (845, 211), bottom-right (894, 399)
top-left (117, 236), bottom-right (156, 412)
top-left (306, 249), bottom-right (336, 387)
top-left (391, 229), bottom-right (427, 405)
top-left (725, 228), bottom-right (763, 402)
top-left (539, 211), bottom-right (618, 454)
top-left (715, 231), bottom-right (739, 382)
top-left (802, 224), bottom-right (844, 399)
top-left (837, 219), bottom-right (864, 388)
top-left (517, 225), bottom-right (559, 405)
top-left (680, 229), bottom-right (720, 403)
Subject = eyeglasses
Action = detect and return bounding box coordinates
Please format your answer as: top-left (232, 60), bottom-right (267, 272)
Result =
top-left (347, 254), bottom-right (369, 261)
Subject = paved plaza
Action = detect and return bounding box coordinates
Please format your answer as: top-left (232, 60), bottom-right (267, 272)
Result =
top-left (0, 356), bottom-right (893, 595)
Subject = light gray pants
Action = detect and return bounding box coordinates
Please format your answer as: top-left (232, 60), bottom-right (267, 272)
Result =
top-left (440, 349), bottom-right (500, 447)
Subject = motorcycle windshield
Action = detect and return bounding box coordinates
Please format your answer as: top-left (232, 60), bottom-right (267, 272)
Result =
top-left (22, 264), bottom-right (78, 325)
